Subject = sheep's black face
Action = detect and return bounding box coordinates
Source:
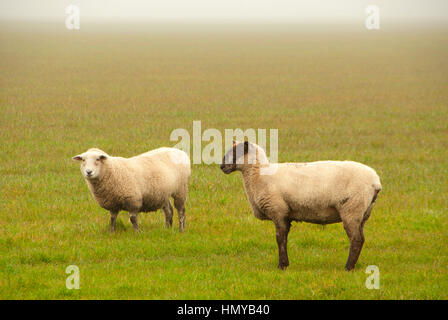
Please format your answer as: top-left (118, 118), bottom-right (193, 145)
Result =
top-left (220, 141), bottom-right (249, 174)
top-left (220, 162), bottom-right (236, 174)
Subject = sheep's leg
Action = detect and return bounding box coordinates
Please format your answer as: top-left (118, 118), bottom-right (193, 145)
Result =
top-left (342, 219), bottom-right (365, 271)
top-left (129, 212), bottom-right (140, 232)
top-left (274, 218), bottom-right (291, 270)
top-left (163, 201), bottom-right (174, 228)
top-left (173, 196), bottom-right (186, 233)
top-left (341, 198), bottom-right (375, 271)
top-left (110, 211), bottom-right (118, 233)
top-left (178, 207), bottom-right (186, 233)
top-left (345, 202), bottom-right (374, 270)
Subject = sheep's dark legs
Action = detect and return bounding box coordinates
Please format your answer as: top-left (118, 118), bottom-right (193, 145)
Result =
top-left (342, 202), bottom-right (374, 271)
top-left (178, 208), bottom-right (186, 233)
top-left (130, 212), bottom-right (140, 232)
top-left (110, 211), bottom-right (118, 232)
top-left (174, 196), bottom-right (186, 233)
top-left (275, 219), bottom-right (291, 270)
top-left (344, 224), bottom-right (364, 271)
top-left (163, 201), bottom-right (174, 228)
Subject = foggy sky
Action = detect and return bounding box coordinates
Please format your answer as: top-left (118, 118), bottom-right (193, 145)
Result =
top-left (1, 0), bottom-right (447, 23)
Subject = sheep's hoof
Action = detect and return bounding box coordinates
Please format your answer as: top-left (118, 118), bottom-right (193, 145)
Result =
top-left (278, 264), bottom-right (288, 270)
top-left (345, 265), bottom-right (355, 271)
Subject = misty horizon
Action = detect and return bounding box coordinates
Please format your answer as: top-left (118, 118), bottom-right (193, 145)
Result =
top-left (1, 0), bottom-right (447, 24)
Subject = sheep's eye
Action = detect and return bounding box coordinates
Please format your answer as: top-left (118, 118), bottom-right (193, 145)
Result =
top-left (96, 158), bottom-right (100, 161)
top-left (82, 159), bottom-right (85, 162)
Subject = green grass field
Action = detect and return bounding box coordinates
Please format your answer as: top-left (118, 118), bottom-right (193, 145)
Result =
top-left (0, 22), bottom-right (447, 299)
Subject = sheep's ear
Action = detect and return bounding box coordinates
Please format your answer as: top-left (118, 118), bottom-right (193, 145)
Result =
top-left (72, 155), bottom-right (83, 161)
top-left (99, 155), bottom-right (107, 161)
top-left (243, 141), bottom-right (250, 154)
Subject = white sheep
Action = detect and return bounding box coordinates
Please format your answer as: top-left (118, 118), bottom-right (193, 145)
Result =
top-left (220, 141), bottom-right (381, 270)
top-left (73, 147), bottom-right (190, 232)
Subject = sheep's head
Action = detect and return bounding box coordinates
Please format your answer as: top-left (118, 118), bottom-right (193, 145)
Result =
top-left (220, 141), bottom-right (258, 174)
top-left (72, 148), bottom-right (108, 180)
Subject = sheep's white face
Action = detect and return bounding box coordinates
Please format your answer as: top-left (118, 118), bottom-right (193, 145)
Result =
top-left (72, 150), bottom-right (107, 180)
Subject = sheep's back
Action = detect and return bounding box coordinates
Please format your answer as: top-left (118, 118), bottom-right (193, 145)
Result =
top-left (267, 160), bottom-right (380, 210)
top-left (126, 148), bottom-right (190, 197)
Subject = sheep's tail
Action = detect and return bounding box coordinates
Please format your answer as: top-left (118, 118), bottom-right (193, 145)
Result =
top-left (362, 183), bottom-right (381, 223)
top-left (371, 183), bottom-right (381, 204)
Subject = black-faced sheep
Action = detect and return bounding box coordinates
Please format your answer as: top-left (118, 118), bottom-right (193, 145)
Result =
top-left (73, 147), bottom-right (190, 232)
top-left (220, 141), bottom-right (381, 271)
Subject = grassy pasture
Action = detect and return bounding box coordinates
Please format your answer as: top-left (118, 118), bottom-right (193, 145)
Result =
top-left (0, 22), bottom-right (447, 299)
